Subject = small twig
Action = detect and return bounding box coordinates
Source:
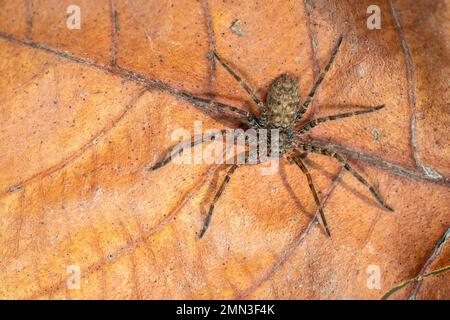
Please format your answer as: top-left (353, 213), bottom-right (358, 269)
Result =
top-left (408, 227), bottom-right (450, 299)
top-left (381, 265), bottom-right (450, 300)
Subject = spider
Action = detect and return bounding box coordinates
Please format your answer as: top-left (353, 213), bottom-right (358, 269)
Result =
top-left (150, 35), bottom-right (393, 238)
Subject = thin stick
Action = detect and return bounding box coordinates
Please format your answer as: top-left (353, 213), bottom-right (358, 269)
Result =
top-left (381, 265), bottom-right (450, 300)
top-left (408, 227), bottom-right (450, 299)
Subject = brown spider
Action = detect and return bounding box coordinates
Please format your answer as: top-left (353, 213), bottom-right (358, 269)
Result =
top-left (151, 35), bottom-right (393, 238)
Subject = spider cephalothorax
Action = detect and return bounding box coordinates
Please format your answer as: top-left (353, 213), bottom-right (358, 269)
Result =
top-left (151, 35), bottom-right (393, 239)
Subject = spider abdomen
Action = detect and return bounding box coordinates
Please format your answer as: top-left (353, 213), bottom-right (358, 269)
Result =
top-left (266, 73), bottom-right (301, 128)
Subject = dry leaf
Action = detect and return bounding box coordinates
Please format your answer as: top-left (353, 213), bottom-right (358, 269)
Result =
top-left (0, 0), bottom-right (449, 299)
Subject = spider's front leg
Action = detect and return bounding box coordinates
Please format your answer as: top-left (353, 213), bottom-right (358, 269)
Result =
top-left (298, 143), bottom-right (394, 212)
top-left (295, 35), bottom-right (343, 121)
top-left (212, 50), bottom-right (268, 119)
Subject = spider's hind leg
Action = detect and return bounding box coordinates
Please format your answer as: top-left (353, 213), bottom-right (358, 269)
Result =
top-left (199, 164), bottom-right (239, 238)
top-left (290, 153), bottom-right (332, 237)
top-left (300, 144), bottom-right (393, 212)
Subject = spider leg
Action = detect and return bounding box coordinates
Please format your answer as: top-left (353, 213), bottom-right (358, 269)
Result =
top-left (199, 143), bottom-right (266, 238)
top-left (199, 163), bottom-right (239, 238)
top-left (290, 153), bottom-right (332, 237)
top-left (296, 35), bottom-right (344, 120)
top-left (212, 51), bottom-right (267, 114)
top-left (177, 91), bottom-right (249, 117)
top-left (298, 104), bottom-right (385, 134)
top-left (298, 144), bottom-right (394, 211)
top-left (150, 129), bottom-right (227, 171)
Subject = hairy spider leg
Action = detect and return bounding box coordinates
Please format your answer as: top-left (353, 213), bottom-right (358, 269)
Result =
top-left (296, 35), bottom-right (344, 120)
top-left (290, 154), bottom-right (332, 237)
top-left (298, 105), bottom-right (385, 134)
top-left (199, 163), bottom-right (239, 238)
top-left (213, 51), bottom-right (267, 115)
top-left (150, 129), bottom-right (228, 170)
top-left (199, 144), bottom-right (268, 238)
top-left (298, 143), bottom-right (394, 211)
top-left (177, 91), bottom-right (249, 118)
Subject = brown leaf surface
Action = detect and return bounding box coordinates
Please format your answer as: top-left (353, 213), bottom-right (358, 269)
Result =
top-left (0, 0), bottom-right (449, 299)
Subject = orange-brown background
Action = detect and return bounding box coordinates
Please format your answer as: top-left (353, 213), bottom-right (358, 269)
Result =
top-left (0, 0), bottom-right (448, 299)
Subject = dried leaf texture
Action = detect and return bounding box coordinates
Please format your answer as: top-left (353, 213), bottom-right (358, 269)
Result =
top-left (0, 0), bottom-right (449, 299)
